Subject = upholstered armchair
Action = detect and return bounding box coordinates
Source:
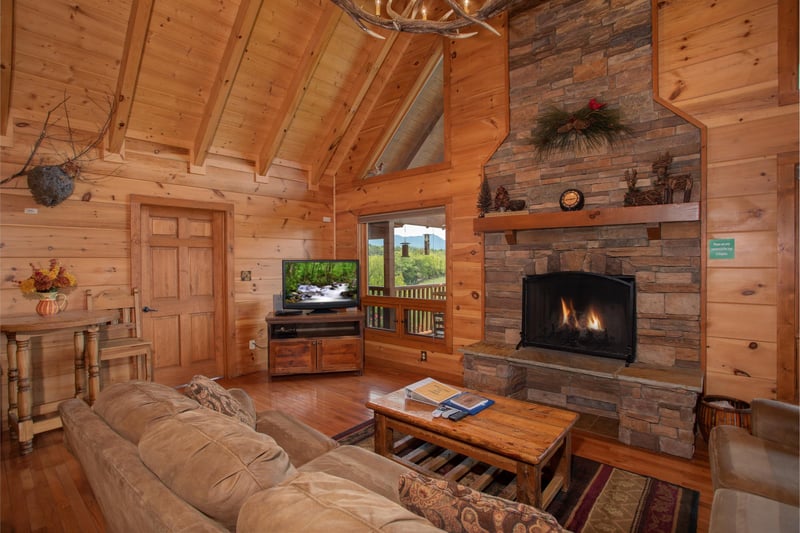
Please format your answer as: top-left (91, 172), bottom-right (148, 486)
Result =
top-left (708, 398), bottom-right (799, 532)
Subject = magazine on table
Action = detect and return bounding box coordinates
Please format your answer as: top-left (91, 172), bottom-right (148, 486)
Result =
top-left (404, 378), bottom-right (461, 406)
top-left (442, 391), bottom-right (494, 415)
top-left (405, 378), bottom-right (493, 415)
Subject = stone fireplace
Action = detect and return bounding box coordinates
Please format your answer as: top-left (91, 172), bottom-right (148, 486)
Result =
top-left (464, 0), bottom-right (705, 459)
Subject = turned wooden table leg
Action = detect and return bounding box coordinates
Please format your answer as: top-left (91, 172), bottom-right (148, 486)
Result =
top-left (73, 330), bottom-right (86, 399)
top-left (85, 324), bottom-right (100, 406)
top-left (15, 335), bottom-right (34, 455)
top-left (5, 334), bottom-right (18, 439)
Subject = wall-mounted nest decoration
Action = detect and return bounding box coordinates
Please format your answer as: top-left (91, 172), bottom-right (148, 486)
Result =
top-left (1, 94), bottom-right (113, 207)
top-left (531, 98), bottom-right (632, 160)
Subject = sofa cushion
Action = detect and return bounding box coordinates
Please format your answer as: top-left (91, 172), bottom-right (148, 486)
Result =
top-left (92, 381), bottom-right (200, 444)
top-left (256, 409), bottom-right (338, 467)
top-left (710, 425), bottom-right (800, 507)
top-left (398, 471), bottom-right (568, 533)
top-left (709, 489), bottom-right (799, 533)
top-left (184, 375), bottom-right (256, 428)
top-left (138, 408), bottom-right (296, 529)
top-left (299, 444), bottom-right (410, 503)
top-left (237, 471), bottom-right (445, 533)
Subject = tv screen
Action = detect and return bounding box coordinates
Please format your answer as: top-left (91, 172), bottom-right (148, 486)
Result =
top-left (282, 259), bottom-right (360, 312)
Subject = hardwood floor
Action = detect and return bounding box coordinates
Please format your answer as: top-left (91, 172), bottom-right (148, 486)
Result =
top-left (1, 368), bottom-right (713, 532)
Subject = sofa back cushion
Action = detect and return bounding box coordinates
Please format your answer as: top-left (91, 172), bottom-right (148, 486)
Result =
top-left (138, 408), bottom-right (297, 529)
top-left (92, 381), bottom-right (200, 444)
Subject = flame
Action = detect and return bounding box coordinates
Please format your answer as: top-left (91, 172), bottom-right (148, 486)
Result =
top-left (586, 308), bottom-right (603, 331)
top-left (560, 298), bottom-right (576, 327)
top-left (559, 297), bottom-right (604, 331)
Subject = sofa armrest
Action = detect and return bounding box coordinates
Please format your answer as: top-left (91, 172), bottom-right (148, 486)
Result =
top-left (752, 399), bottom-right (800, 449)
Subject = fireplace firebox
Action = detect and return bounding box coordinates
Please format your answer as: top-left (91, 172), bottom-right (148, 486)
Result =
top-left (518, 272), bottom-right (636, 364)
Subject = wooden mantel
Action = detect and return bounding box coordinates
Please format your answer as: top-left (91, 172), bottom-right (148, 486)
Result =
top-left (473, 202), bottom-right (700, 244)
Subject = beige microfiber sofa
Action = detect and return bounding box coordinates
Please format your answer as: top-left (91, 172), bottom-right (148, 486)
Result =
top-left (59, 379), bottom-right (568, 533)
top-left (708, 399), bottom-right (800, 533)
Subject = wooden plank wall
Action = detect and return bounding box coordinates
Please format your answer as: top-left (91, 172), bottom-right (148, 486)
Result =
top-left (656, 0), bottom-right (799, 401)
top-left (0, 137), bottom-right (333, 421)
top-left (334, 17), bottom-right (510, 385)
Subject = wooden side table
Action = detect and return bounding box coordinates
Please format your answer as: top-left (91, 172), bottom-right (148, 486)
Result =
top-left (1, 309), bottom-right (117, 454)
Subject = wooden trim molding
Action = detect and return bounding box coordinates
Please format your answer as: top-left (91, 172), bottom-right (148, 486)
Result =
top-left (0, 0), bottom-right (14, 137)
top-left (776, 152), bottom-right (799, 403)
top-left (778, 0), bottom-right (799, 106)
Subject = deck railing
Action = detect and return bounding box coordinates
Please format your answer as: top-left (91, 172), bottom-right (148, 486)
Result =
top-left (366, 283), bottom-right (446, 337)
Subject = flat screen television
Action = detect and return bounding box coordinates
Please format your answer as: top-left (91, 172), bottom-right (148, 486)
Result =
top-left (281, 259), bottom-right (360, 313)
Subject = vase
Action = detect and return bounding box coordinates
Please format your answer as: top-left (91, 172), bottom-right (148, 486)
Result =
top-left (36, 292), bottom-right (68, 316)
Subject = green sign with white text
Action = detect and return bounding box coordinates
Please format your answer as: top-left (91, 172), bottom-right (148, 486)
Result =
top-left (709, 238), bottom-right (735, 259)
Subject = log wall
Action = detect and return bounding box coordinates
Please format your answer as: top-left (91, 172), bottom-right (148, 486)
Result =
top-left (0, 135), bottom-right (333, 419)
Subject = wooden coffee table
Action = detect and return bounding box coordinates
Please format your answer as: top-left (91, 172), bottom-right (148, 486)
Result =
top-left (367, 387), bottom-right (579, 508)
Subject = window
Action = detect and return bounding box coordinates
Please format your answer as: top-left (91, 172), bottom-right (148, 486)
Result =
top-left (360, 207), bottom-right (447, 349)
top-left (365, 49), bottom-right (445, 177)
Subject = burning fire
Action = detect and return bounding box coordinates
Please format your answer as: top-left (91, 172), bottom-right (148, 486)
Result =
top-left (560, 298), bottom-right (604, 331)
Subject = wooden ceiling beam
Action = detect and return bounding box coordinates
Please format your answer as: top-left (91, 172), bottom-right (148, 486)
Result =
top-left (1, 0), bottom-right (14, 137)
top-left (191, 0), bottom-right (264, 169)
top-left (310, 29), bottom-right (409, 188)
top-left (255, 4), bottom-right (341, 177)
top-left (107, 0), bottom-right (155, 154)
top-left (324, 35), bottom-right (418, 184)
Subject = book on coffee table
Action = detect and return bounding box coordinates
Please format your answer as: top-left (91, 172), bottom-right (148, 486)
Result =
top-left (443, 391), bottom-right (494, 415)
top-left (405, 378), bottom-right (461, 406)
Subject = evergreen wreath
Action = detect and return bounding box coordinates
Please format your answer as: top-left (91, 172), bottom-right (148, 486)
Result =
top-left (531, 98), bottom-right (632, 159)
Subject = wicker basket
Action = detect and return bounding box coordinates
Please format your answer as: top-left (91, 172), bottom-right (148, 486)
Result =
top-left (697, 395), bottom-right (752, 442)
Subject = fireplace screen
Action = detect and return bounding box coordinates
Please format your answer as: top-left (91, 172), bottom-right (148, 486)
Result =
top-left (519, 272), bottom-right (636, 364)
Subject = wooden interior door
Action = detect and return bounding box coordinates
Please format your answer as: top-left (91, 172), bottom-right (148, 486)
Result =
top-left (138, 204), bottom-right (226, 386)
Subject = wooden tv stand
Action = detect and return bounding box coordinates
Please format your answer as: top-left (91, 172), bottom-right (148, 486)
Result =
top-left (265, 310), bottom-right (364, 379)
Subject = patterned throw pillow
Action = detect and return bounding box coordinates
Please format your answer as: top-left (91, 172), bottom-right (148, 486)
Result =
top-left (398, 471), bottom-right (569, 533)
top-left (184, 375), bottom-right (256, 428)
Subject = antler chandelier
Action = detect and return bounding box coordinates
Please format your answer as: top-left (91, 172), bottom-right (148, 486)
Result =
top-left (330, 0), bottom-right (516, 39)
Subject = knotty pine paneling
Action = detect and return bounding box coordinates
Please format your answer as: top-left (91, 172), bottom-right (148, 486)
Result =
top-left (706, 156), bottom-right (777, 199)
top-left (0, 131), bottom-right (333, 427)
top-left (657, 0), bottom-right (797, 402)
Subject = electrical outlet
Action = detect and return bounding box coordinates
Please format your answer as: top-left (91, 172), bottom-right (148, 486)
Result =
top-left (249, 339), bottom-right (256, 350)
top-left (420, 350), bottom-right (427, 362)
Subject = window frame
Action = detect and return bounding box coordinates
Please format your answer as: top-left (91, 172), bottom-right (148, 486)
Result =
top-left (359, 206), bottom-right (451, 352)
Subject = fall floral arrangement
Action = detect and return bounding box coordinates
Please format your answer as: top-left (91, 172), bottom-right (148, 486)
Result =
top-left (17, 259), bottom-right (77, 295)
top-left (531, 98), bottom-right (632, 159)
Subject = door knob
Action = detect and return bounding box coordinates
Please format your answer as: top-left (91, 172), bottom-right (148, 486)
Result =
top-left (142, 306), bottom-right (159, 313)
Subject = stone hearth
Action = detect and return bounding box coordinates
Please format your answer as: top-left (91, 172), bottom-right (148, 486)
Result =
top-left (461, 341), bottom-right (703, 459)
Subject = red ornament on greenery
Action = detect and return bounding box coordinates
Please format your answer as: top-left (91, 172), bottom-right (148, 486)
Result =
top-left (588, 98), bottom-right (606, 111)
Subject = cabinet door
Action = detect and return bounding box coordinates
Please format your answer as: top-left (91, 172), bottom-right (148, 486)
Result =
top-left (270, 339), bottom-right (314, 375)
top-left (317, 337), bottom-right (362, 372)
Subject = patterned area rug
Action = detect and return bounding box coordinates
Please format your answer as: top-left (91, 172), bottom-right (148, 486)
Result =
top-left (334, 420), bottom-right (698, 533)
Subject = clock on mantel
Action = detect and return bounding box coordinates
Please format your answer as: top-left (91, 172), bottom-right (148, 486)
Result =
top-left (472, 202), bottom-right (700, 245)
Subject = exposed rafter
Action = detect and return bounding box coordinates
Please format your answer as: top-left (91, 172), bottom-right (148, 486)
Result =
top-left (330, 0), bottom-right (513, 39)
top-left (310, 25), bottom-right (407, 188)
top-left (192, 0), bottom-right (264, 169)
top-left (107, 0), bottom-right (155, 154)
top-left (255, 3), bottom-right (342, 177)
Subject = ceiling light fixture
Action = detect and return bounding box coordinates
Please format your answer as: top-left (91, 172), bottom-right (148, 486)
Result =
top-left (330, 0), bottom-right (515, 39)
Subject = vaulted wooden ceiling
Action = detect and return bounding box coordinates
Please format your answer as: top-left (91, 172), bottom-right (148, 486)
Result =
top-left (2, 0), bottom-right (449, 187)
